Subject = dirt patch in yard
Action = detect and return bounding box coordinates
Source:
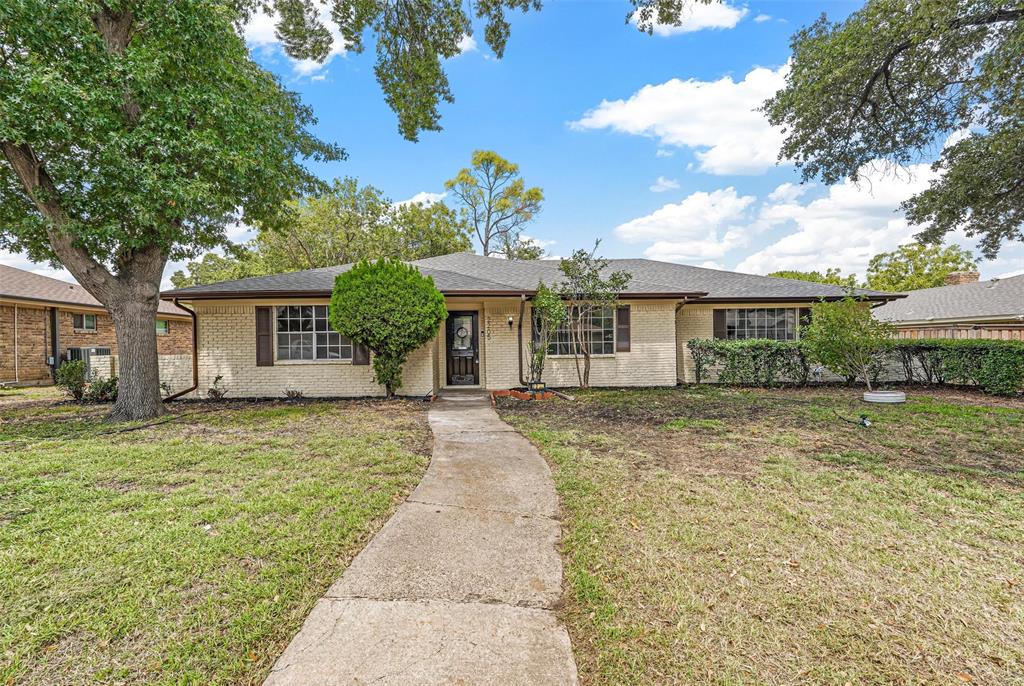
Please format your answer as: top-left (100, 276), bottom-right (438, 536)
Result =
top-left (498, 386), bottom-right (1024, 685)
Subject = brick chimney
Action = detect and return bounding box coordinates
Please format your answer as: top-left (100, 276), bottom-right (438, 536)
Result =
top-left (944, 271), bottom-right (980, 286)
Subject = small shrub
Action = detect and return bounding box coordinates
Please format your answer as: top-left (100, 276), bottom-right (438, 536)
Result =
top-left (283, 388), bottom-right (304, 400)
top-left (160, 381), bottom-right (173, 398)
top-left (207, 375), bottom-right (227, 400)
top-left (801, 297), bottom-right (894, 391)
top-left (84, 376), bottom-right (118, 403)
top-left (55, 360), bottom-right (87, 401)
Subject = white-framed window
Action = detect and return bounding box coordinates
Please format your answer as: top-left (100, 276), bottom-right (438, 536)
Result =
top-left (73, 313), bottom-right (97, 331)
top-left (275, 305), bottom-right (352, 361)
top-left (540, 306), bottom-right (615, 356)
top-left (725, 308), bottom-right (798, 341)
top-left (155, 319), bottom-right (169, 335)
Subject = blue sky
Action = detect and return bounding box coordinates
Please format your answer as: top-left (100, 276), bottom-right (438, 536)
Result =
top-left (4, 0), bottom-right (1022, 286)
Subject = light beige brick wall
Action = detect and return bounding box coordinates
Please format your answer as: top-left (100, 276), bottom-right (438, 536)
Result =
top-left (190, 301), bottom-right (437, 399)
top-left (92, 353), bottom-right (193, 393)
top-left (477, 299), bottom-right (679, 389)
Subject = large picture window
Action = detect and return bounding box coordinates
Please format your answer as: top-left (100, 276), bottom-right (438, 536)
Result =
top-left (725, 308), bottom-right (798, 341)
top-left (539, 306), bottom-right (615, 356)
top-left (276, 305), bottom-right (352, 361)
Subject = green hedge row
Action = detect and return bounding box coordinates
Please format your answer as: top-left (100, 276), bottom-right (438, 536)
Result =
top-left (686, 338), bottom-right (1024, 395)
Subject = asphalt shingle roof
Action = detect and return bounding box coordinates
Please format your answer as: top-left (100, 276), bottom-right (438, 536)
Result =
top-left (0, 264), bottom-right (189, 317)
top-left (161, 252), bottom-right (898, 302)
top-left (874, 274), bottom-right (1024, 323)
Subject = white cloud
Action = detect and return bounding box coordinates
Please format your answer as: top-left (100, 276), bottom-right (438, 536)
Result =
top-left (615, 187), bottom-right (754, 261)
top-left (765, 182), bottom-right (808, 204)
top-left (655, 148), bottom-right (674, 158)
top-left (571, 64), bottom-right (788, 175)
top-left (635, 2), bottom-right (748, 35)
top-left (456, 34), bottom-right (477, 54)
top-left (754, 14), bottom-right (772, 23)
top-left (0, 251), bottom-right (74, 283)
top-left (996, 268), bottom-right (1024, 278)
top-left (649, 176), bottom-right (680, 193)
top-left (244, 9), bottom-right (346, 79)
top-left (395, 191), bottom-right (447, 207)
top-left (736, 164), bottom-right (940, 277)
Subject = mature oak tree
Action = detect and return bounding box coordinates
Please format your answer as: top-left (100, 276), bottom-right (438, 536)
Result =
top-left (764, 0), bottom-right (1023, 258)
top-left (0, 0), bottom-right (340, 420)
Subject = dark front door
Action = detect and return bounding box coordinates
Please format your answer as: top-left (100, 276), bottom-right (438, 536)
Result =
top-left (446, 311), bottom-right (479, 385)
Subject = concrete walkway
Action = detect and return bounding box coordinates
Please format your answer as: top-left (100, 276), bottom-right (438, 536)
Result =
top-left (264, 392), bottom-right (578, 685)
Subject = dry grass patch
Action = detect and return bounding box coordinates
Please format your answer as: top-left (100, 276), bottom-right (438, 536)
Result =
top-left (0, 398), bottom-right (431, 685)
top-left (499, 386), bottom-right (1024, 685)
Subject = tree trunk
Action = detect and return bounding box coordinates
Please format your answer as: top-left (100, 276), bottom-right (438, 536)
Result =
top-left (108, 295), bottom-right (166, 420)
top-left (582, 352), bottom-right (591, 388)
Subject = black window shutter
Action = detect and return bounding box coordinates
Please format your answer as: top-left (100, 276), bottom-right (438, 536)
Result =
top-left (352, 342), bottom-right (370, 365)
top-left (712, 309), bottom-right (727, 339)
top-left (255, 307), bottom-right (273, 367)
top-left (615, 305), bottom-right (631, 352)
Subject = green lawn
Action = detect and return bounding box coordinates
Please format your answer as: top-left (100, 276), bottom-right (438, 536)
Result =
top-left (498, 386), bottom-right (1024, 686)
top-left (0, 398), bottom-right (430, 685)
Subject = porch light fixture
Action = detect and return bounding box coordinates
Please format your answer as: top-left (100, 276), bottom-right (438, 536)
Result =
top-left (507, 315), bottom-right (514, 329)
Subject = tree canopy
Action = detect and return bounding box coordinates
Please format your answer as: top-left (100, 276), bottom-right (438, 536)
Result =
top-left (0, 0), bottom-right (340, 419)
top-left (865, 243), bottom-right (977, 292)
top-left (764, 0), bottom-right (1023, 258)
top-left (767, 268), bottom-right (858, 289)
top-left (445, 150), bottom-right (544, 258)
top-left (170, 177), bottom-right (472, 287)
top-left (239, 0), bottom-right (691, 141)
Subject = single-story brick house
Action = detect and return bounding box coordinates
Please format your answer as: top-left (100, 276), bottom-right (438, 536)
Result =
top-left (161, 252), bottom-right (899, 398)
top-left (874, 272), bottom-right (1024, 340)
top-left (1, 264), bottom-right (193, 387)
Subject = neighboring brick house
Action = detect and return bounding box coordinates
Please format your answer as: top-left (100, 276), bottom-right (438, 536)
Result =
top-left (874, 272), bottom-right (1024, 340)
top-left (0, 264), bottom-right (193, 386)
top-left (162, 253), bottom-right (901, 398)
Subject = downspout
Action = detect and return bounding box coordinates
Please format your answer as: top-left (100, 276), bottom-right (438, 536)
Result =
top-left (517, 293), bottom-right (527, 387)
top-left (13, 304), bottom-right (18, 383)
top-left (49, 307), bottom-right (59, 382)
top-left (164, 298), bottom-right (198, 401)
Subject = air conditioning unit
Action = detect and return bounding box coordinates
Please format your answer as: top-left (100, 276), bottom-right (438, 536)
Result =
top-left (66, 347), bottom-right (113, 378)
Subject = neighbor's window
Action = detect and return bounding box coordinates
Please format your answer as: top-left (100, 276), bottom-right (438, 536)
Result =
top-left (540, 306), bottom-right (615, 356)
top-left (725, 308), bottom-right (797, 341)
top-left (155, 319), bottom-right (169, 335)
top-left (275, 305), bottom-right (352, 361)
top-left (73, 313), bottom-right (97, 331)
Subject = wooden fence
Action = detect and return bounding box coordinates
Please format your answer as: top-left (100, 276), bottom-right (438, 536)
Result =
top-left (895, 324), bottom-right (1024, 341)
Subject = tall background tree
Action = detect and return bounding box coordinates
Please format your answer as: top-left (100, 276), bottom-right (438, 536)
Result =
top-left (445, 150), bottom-right (544, 258)
top-left (865, 243), bottom-right (977, 292)
top-left (170, 178), bottom-right (472, 287)
top-left (0, 1), bottom-right (341, 420)
top-left (764, 0), bottom-right (1023, 258)
top-left (767, 268), bottom-right (858, 289)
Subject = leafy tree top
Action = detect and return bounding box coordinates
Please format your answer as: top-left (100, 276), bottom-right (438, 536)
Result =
top-left (764, 0), bottom-right (1023, 257)
top-left (0, 1), bottom-right (341, 274)
top-left (239, 0), bottom-right (685, 140)
top-left (444, 150), bottom-right (544, 258)
top-left (170, 177), bottom-right (472, 287)
top-left (865, 243), bottom-right (977, 292)
top-left (767, 268), bottom-right (858, 289)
